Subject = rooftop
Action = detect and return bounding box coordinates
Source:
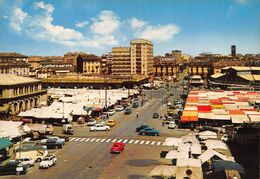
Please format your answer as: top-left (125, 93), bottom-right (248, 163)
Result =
top-left (0, 74), bottom-right (41, 86)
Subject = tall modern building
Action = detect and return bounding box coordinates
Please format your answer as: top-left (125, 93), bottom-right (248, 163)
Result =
top-left (111, 39), bottom-right (154, 77)
top-left (130, 39), bottom-right (153, 76)
top-left (231, 45), bottom-right (236, 57)
top-left (111, 47), bottom-right (131, 75)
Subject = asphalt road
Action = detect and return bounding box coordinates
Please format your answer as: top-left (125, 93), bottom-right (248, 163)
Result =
top-left (3, 87), bottom-right (189, 179)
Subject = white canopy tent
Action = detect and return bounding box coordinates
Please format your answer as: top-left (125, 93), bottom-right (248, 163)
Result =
top-left (199, 130), bottom-right (217, 140)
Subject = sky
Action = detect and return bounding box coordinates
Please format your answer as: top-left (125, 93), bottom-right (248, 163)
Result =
top-left (0, 0), bottom-right (259, 56)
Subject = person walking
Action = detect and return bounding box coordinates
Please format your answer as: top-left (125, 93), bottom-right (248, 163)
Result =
top-left (136, 111), bottom-right (139, 119)
top-left (162, 121), bottom-right (165, 126)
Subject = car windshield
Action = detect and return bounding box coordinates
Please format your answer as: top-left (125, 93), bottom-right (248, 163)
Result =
top-left (43, 158), bottom-right (50, 161)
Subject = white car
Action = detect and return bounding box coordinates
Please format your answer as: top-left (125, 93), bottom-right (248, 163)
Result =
top-left (168, 121), bottom-right (176, 129)
top-left (40, 136), bottom-right (65, 145)
top-left (16, 157), bottom-right (35, 167)
top-left (39, 155), bottom-right (57, 169)
top-left (106, 109), bottom-right (115, 116)
top-left (115, 105), bottom-right (124, 111)
top-left (90, 124), bottom-right (110, 131)
top-left (87, 119), bottom-right (97, 126)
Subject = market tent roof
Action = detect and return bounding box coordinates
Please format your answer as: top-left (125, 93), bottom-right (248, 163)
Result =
top-left (198, 149), bottom-right (229, 164)
top-left (205, 140), bottom-right (228, 150)
top-left (248, 115), bottom-right (260, 122)
top-left (181, 116), bottom-right (198, 123)
top-left (197, 105), bottom-right (212, 112)
top-left (212, 160), bottom-right (245, 175)
top-left (177, 158), bottom-right (201, 167)
top-left (190, 143), bottom-right (202, 155)
top-left (149, 165), bottom-right (178, 177)
top-left (163, 137), bottom-right (183, 147)
top-left (175, 166), bottom-right (203, 179)
top-left (199, 131), bottom-right (217, 140)
top-left (0, 121), bottom-right (23, 139)
top-left (230, 115), bottom-right (249, 124)
top-left (0, 137), bottom-right (13, 150)
top-left (213, 114), bottom-right (230, 121)
top-left (177, 143), bottom-right (191, 152)
top-left (181, 135), bottom-right (200, 144)
top-left (165, 150), bottom-right (189, 159)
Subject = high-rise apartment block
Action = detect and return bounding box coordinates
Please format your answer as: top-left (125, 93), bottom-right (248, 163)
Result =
top-left (231, 45), bottom-right (236, 57)
top-left (111, 39), bottom-right (153, 77)
top-left (130, 39), bottom-right (153, 76)
top-left (111, 47), bottom-right (131, 75)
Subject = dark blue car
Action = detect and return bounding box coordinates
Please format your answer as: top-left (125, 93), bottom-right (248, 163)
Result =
top-left (139, 127), bottom-right (160, 136)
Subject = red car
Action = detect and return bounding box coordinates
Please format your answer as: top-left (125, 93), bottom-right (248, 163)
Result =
top-left (111, 142), bottom-right (125, 153)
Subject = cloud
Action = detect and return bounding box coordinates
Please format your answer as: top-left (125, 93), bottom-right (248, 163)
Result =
top-left (90, 10), bottom-right (120, 35)
top-left (9, 7), bottom-right (27, 32)
top-left (129, 17), bottom-right (146, 29)
top-left (8, 1), bottom-right (179, 50)
top-left (136, 24), bottom-right (180, 42)
top-left (75, 21), bottom-right (88, 28)
top-left (34, 1), bottom-right (54, 14)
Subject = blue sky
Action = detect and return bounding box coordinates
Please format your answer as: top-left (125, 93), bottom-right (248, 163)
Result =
top-left (0, 0), bottom-right (259, 56)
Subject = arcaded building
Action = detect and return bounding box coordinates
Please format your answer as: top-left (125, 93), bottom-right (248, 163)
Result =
top-left (0, 74), bottom-right (47, 115)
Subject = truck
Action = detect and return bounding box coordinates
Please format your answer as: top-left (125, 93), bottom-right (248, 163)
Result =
top-left (62, 124), bottom-right (74, 135)
top-left (15, 146), bottom-right (48, 162)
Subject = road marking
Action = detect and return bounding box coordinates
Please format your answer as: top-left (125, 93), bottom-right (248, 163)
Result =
top-left (151, 141), bottom-right (156, 145)
top-left (145, 141), bottom-right (150, 145)
top-left (128, 139), bottom-right (134, 144)
top-left (74, 138), bottom-right (81, 142)
top-left (100, 139), bottom-right (106, 142)
top-left (95, 139), bottom-right (101, 142)
top-left (123, 139), bottom-right (128, 143)
top-left (106, 139), bottom-right (112, 142)
top-left (134, 140), bottom-right (139, 144)
top-left (140, 140), bottom-right (145, 144)
top-left (80, 138), bottom-right (86, 142)
top-left (69, 137), bottom-right (76, 141)
top-left (157, 142), bottom-right (161, 145)
top-left (117, 139), bottom-right (123, 143)
top-left (111, 139), bottom-right (117, 142)
top-left (90, 138), bottom-right (96, 142)
top-left (85, 138), bottom-right (90, 142)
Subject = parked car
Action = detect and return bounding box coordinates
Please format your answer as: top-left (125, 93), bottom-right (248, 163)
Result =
top-left (135, 125), bottom-right (149, 132)
top-left (107, 120), bottom-right (116, 127)
top-left (139, 127), bottom-right (160, 136)
top-left (39, 155), bottom-right (57, 169)
top-left (115, 105), bottom-right (124, 111)
top-left (16, 157), bottom-right (35, 168)
top-left (168, 121), bottom-right (176, 129)
top-left (111, 142), bottom-right (125, 153)
top-left (90, 124), bottom-right (110, 131)
top-left (124, 107), bottom-right (132, 114)
top-left (106, 109), bottom-right (115, 116)
top-left (87, 118), bottom-right (97, 126)
top-left (41, 136), bottom-right (65, 145)
top-left (0, 160), bottom-right (28, 175)
top-left (41, 138), bottom-right (65, 149)
top-left (153, 112), bottom-right (159, 119)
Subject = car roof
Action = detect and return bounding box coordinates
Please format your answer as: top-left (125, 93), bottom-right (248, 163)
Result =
top-left (114, 142), bottom-right (123, 145)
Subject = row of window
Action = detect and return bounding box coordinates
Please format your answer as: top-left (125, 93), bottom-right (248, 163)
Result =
top-left (13, 85), bottom-right (40, 96)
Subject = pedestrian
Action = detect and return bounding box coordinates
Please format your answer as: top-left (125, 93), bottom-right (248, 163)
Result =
top-left (160, 113), bottom-right (162, 120)
top-left (136, 111), bottom-right (139, 119)
top-left (162, 121), bottom-right (165, 126)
